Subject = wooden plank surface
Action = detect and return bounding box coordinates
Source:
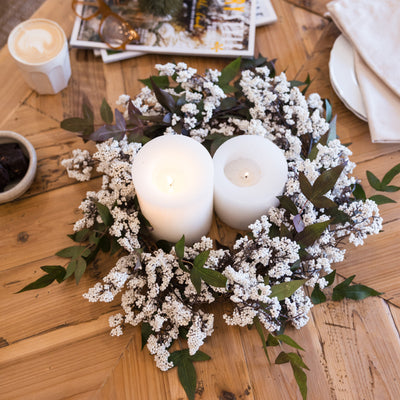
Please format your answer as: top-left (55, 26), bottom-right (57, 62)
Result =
top-left (1, 0), bottom-right (400, 399)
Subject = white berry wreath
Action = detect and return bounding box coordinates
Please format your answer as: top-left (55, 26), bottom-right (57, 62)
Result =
top-left (22, 57), bottom-right (395, 399)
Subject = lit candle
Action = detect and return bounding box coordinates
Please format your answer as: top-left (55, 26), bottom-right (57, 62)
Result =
top-left (132, 135), bottom-right (214, 244)
top-left (213, 135), bottom-right (288, 230)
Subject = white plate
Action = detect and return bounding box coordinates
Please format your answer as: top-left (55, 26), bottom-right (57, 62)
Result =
top-left (329, 34), bottom-right (368, 121)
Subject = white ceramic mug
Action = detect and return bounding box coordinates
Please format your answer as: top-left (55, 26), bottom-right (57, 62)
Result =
top-left (7, 18), bottom-right (71, 95)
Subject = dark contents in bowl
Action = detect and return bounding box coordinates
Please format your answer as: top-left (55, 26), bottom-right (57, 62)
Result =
top-left (0, 143), bottom-right (29, 192)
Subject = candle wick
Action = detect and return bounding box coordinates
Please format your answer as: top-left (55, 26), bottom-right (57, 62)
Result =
top-left (244, 172), bottom-right (249, 179)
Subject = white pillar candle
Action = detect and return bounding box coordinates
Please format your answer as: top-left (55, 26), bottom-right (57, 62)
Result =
top-left (132, 135), bottom-right (214, 244)
top-left (213, 135), bottom-right (288, 230)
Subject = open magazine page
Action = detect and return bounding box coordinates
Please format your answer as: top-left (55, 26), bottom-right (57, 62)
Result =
top-left (99, 0), bottom-right (277, 63)
top-left (70, 0), bottom-right (256, 57)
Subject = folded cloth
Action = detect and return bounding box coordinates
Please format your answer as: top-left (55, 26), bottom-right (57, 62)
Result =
top-left (327, 0), bottom-right (400, 142)
top-left (327, 0), bottom-right (400, 96)
top-left (354, 54), bottom-right (400, 143)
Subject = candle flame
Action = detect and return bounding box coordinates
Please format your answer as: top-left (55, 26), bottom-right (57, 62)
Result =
top-left (244, 172), bottom-right (249, 179)
top-left (167, 175), bottom-right (174, 191)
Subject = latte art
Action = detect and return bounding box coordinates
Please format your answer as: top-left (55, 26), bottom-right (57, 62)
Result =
top-left (11, 20), bottom-right (64, 64)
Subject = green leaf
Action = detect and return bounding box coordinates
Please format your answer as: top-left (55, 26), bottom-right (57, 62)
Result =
top-left (218, 57), bottom-right (241, 93)
top-left (40, 265), bottom-right (66, 283)
top-left (189, 351), bottom-right (211, 362)
top-left (382, 185), bottom-right (400, 192)
top-left (280, 223), bottom-right (293, 239)
top-left (299, 172), bottom-right (313, 200)
top-left (175, 235), bottom-right (185, 259)
top-left (95, 202), bottom-right (113, 226)
top-left (99, 235), bottom-right (111, 253)
top-left (366, 170), bottom-right (382, 190)
top-left (336, 284), bottom-right (382, 300)
top-left (169, 349), bottom-right (187, 366)
top-left (369, 194), bottom-right (396, 205)
top-left (60, 117), bottom-right (92, 132)
top-left (74, 257), bottom-right (87, 284)
top-left (178, 358), bottom-right (197, 400)
top-left (269, 279), bottom-right (307, 301)
top-left (276, 352), bottom-right (309, 400)
top-left (17, 274), bottom-right (57, 293)
top-left (198, 267), bottom-right (227, 288)
top-left (290, 259), bottom-right (301, 272)
top-left (310, 196), bottom-right (337, 209)
top-left (68, 228), bottom-right (91, 243)
top-left (64, 259), bottom-right (77, 280)
top-left (110, 236), bottom-right (121, 255)
top-left (325, 99), bottom-right (332, 122)
top-left (100, 98), bottom-right (113, 124)
top-left (266, 333), bottom-right (280, 347)
top-left (275, 334), bottom-right (305, 351)
top-left (301, 74), bottom-right (312, 94)
top-left (179, 326), bottom-right (189, 339)
top-left (328, 115), bottom-right (337, 141)
top-left (56, 246), bottom-right (91, 259)
top-left (82, 102), bottom-right (94, 123)
top-left (141, 322), bottom-right (153, 349)
top-left (381, 163), bottom-right (400, 186)
top-left (287, 352), bottom-right (310, 371)
top-left (89, 232), bottom-right (100, 246)
top-left (325, 270), bottom-right (336, 286)
top-left (290, 74), bottom-right (312, 94)
top-left (326, 207), bottom-right (351, 224)
top-left (333, 275), bottom-right (381, 301)
top-left (312, 164), bottom-right (345, 198)
top-left (190, 268), bottom-right (202, 294)
top-left (310, 283), bottom-right (326, 305)
top-left (219, 97), bottom-right (237, 110)
top-left (193, 250), bottom-right (210, 269)
top-left (290, 79), bottom-right (307, 88)
top-left (254, 316), bottom-right (270, 363)
top-left (296, 220), bottom-right (331, 247)
top-left (333, 275), bottom-right (354, 290)
top-left (278, 195), bottom-right (298, 215)
top-left (291, 364), bottom-right (308, 400)
top-left (275, 351), bottom-right (290, 364)
top-left (210, 133), bottom-right (233, 156)
top-left (140, 75), bottom-right (170, 89)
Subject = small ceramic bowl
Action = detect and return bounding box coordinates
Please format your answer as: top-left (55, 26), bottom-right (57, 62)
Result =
top-left (0, 130), bottom-right (37, 204)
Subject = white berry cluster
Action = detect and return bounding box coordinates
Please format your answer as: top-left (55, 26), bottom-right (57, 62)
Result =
top-left (62, 61), bottom-right (383, 372)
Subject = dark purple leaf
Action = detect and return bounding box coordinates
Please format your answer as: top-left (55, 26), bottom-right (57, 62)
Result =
top-left (88, 125), bottom-right (124, 142)
top-left (115, 109), bottom-right (127, 131)
top-left (150, 77), bottom-right (176, 113)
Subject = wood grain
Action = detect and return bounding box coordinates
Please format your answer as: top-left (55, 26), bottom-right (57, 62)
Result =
top-left (1, 1), bottom-right (400, 399)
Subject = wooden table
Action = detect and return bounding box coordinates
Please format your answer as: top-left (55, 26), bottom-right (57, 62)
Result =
top-left (1, 1), bottom-right (400, 399)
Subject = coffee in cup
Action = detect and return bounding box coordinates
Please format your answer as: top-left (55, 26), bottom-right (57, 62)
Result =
top-left (8, 19), bottom-right (71, 95)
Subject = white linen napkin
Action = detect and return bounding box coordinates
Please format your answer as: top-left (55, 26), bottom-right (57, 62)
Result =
top-left (327, 0), bottom-right (400, 142)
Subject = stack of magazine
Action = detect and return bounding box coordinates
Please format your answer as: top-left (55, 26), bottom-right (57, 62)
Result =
top-left (70, 0), bottom-right (277, 63)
